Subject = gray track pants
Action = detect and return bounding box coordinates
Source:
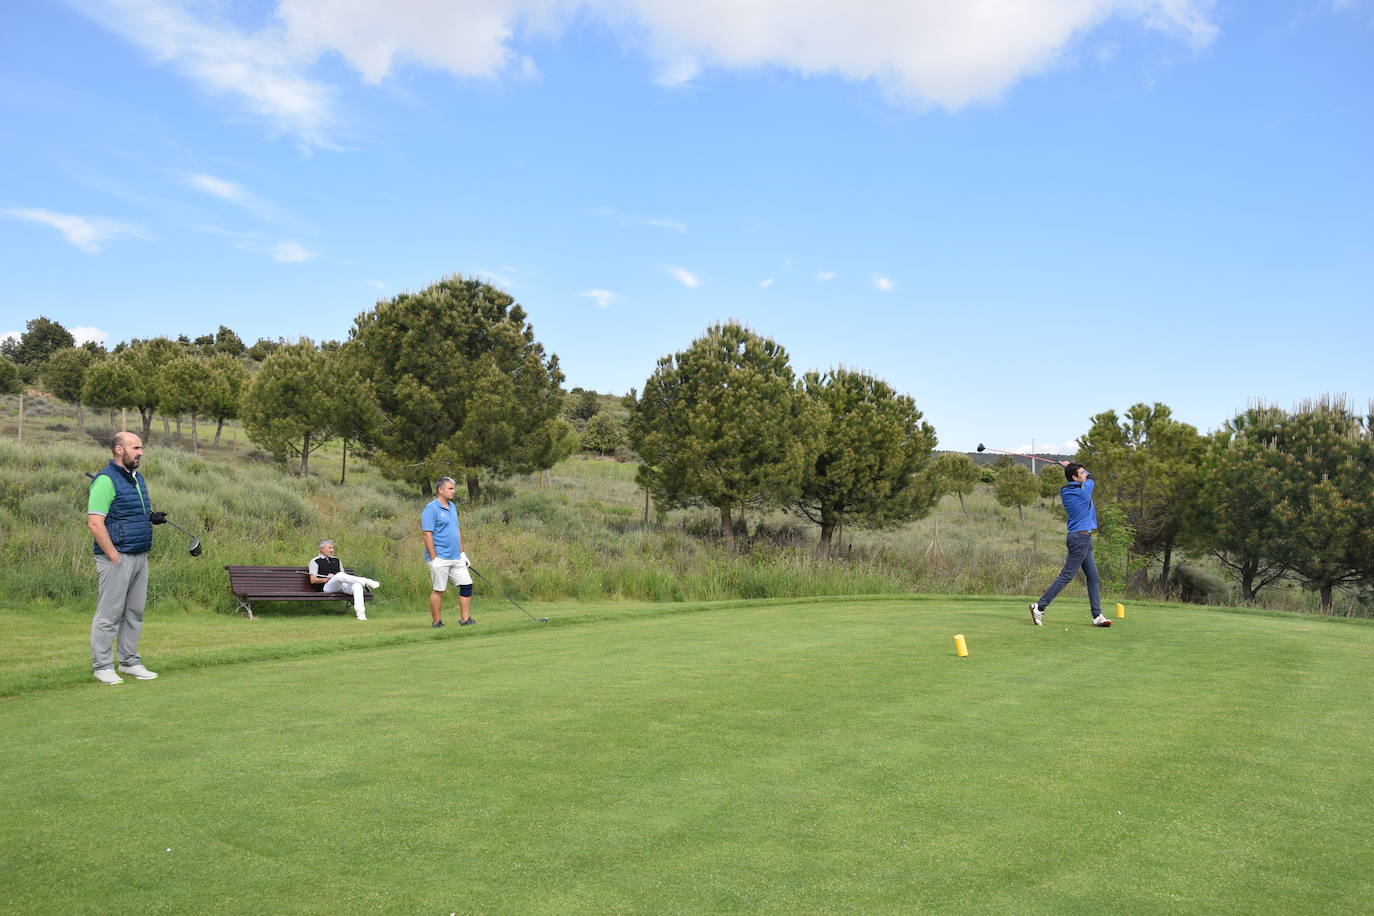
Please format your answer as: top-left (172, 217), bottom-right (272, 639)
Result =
top-left (91, 552), bottom-right (148, 670)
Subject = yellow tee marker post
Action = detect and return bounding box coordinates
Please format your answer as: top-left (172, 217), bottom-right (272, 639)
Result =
top-left (954, 634), bottom-right (968, 657)
top-left (1116, 603), bottom-right (1126, 619)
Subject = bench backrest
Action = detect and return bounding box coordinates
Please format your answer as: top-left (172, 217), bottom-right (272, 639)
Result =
top-left (224, 565), bottom-right (360, 598)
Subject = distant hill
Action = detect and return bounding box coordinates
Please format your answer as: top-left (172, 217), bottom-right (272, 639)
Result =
top-left (938, 450), bottom-right (1074, 470)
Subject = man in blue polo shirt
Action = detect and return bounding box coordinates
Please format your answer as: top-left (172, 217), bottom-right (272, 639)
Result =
top-left (1030, 461), bottom-right (1111, 628)
top-left (87, 432), bottom-right (164, 684)
top-left (422, 476), bottom-right (474, 628)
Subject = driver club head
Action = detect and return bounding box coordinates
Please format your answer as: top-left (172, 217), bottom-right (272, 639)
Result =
top-left (976, 443), bottom-right (986, 452)
top-left (188, 538), bottom-right (202, 557)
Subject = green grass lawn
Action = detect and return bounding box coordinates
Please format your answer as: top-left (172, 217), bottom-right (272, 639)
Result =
top-left (2, 597), bottom-right (1371, 913)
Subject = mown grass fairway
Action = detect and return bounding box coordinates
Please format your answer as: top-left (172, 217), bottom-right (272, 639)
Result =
top-left (3, 597), bottom-right (1371, 913)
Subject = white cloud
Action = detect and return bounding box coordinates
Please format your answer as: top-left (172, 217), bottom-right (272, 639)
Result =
top-left (579, 288), bottom-right (622, 307)
top-left (76, 0), bottom-right (336, 144)
top-left (73, 0), bottom-right (1219, 144)
top-left (760, 277), bottom-right (775, 287)
top-left (817, 270), bottom-right (837, 281)
top-left (873, 273), bottom-right (895, 291)
top-left (184, 173), bottom-right (246, 202)
top-left (642, 218), bottom-right (687, 232)
top-left (184, 172), bottom-right (286, 220)
top-left (270, 241), bottom-right (315, 262)
top-left (1, 330), bottom-right (19, 346)
top-left (71, 326), bottom-right (110, 347)
top-left (366, 280), bottom-right (387, 289)
top-left (667, 265), bottom-right (701, 287)
top-left (3, 208), bottom-right (143, 253)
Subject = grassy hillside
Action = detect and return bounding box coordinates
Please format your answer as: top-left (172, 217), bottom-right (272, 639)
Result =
top-left (1, 391), bottom-right (1360, 615)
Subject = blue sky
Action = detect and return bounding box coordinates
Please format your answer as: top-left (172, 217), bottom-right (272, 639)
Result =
top-left (2, 0), bottom-right (1370, 453)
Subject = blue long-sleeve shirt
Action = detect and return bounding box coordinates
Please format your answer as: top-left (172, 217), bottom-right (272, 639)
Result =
top-left (1061, 476), bottom-right (1097, 532)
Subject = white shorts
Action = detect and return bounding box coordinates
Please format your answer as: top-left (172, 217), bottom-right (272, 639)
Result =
top-left (429, 557), bottom-right (472, 591)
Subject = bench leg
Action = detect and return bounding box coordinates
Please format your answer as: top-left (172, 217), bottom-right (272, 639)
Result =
top-left (233, 596), bottom-right (254, 620)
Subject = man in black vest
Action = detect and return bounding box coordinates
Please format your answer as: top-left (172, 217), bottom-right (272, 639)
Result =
top-left (87, 432), bottom-right (162, 684)
top-left (308, 539), bottom-right (380, 620)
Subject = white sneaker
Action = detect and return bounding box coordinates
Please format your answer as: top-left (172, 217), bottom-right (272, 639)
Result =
top-left (356, 611), bottom-right (367, 621)
top-left (118, 664), bottom-right (159, 679)
top-left (1029, 602), bottom-right (1043, 626)
top-left (1092, 615), bottom-right (1112, 628)
top-left (365, 579), bottom-right (381, 590)
top-left (94, 668), bottom-right (123, 685)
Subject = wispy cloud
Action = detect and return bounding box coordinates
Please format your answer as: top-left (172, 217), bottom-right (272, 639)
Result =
top-left (817, 270), bottom-right (837, 281)
top-left (3, 208), bottom-right (144, 253)
top-left (760, 277), bottom-right (775, 288)
top-left (596, 208), bottom-right (687, 232)
top-left (667, 265), bottom-right (701, 288)
top-left (366, 280), bottom-right (387, 290)
top-left (873, 273), bottom-right (895, 292)
top-left (184, 173), bottom-right (246, 202)
top-left (270, 241), bottom-right (316, 263)
top-left (641, 217), bottom-right (687, 232)
top-left (76, 1), bottom-right (336, 145)
top-left (579, 288), bottom-right (622, 307)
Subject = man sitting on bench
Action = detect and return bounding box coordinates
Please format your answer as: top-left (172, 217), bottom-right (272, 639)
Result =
top-left (308, 539), bottom-right (380, 621)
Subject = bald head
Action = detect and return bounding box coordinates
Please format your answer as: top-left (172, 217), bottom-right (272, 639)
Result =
top-left (112, 432), bottom-right (144, 470)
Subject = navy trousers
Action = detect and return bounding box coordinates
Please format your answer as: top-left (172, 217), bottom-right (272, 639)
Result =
top-left (1038, 531), bottom-right (1102, 618)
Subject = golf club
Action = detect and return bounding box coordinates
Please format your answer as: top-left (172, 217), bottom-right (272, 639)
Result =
top-left (83, 472), bottom-right (203, 556)
top-left (976, 443), bottom-right (1060, 464)
top-left (162, 518), bottom-right (203, 557)
top-left (468, 564), bottom-right (548, 623)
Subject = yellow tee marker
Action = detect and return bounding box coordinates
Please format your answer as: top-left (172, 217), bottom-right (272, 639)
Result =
top-left (954, 634), bottom-right (968, 657)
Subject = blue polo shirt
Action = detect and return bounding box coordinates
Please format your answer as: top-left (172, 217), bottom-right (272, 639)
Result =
top-left (1061, 476), bottom-right (1097, 532)
top-left (421, 498), bottom-right (462, 560)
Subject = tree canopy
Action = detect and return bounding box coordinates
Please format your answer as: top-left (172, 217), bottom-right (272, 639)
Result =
top-left (348, 275), bottom-right (566, 498)
top-left (239, 340), bottom-right (339, 475)
top-left (628, 322), bottom-right (816, 545)
top-left (0, 356), bottom-right (19, 395)
top-left (1263, 397), bottom-right (1374, 613)
top-left (2, 316), bottom-right (74, 366)
top-left (1077, 402), bottom-right (1204, 587)
top-left (993, 464), bottom-right (1040, 523)
top-left (795, 368), bottom-right (938, 551)
top-left (931, 452), bottom-right (979, 516)
top-left (1191, 404), bottom-right (1292, 602)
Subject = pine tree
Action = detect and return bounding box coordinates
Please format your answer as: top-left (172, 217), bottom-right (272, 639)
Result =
top-left (628, 322), bottom-right (816, 546)
top-left (795, 368), bottom-right (938, 552)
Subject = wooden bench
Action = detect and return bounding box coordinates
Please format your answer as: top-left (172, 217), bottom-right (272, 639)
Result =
top-left (224, 565), bottom-right (374, 619)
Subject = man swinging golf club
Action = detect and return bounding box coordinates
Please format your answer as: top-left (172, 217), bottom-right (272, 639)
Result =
top-left (1030, 461), bottom-right (1112, 628)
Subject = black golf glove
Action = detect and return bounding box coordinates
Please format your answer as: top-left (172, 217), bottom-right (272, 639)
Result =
top-left (149, 511), bottom-right (168, 525)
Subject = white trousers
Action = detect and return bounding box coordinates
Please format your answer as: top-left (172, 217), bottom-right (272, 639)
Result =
top-left (324, 572), bottom-right (371, 613)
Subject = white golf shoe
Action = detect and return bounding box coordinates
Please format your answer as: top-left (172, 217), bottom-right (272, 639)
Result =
top-left (1029, 602), bottom-right (1043, 626)
top-left (1092, 615), bottom-right (1112, 628)
top-left (118, 664), bottom-right (159, 679)
top-left (94, 668), bottom-right (123, 685)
